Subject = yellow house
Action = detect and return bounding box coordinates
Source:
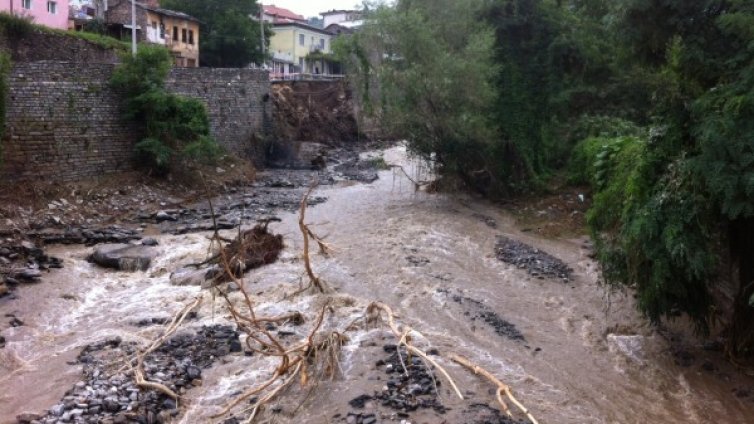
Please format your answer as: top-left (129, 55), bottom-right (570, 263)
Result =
top-left (269, 22), bottom-right (335, 77)
top-left (104, 1), bottom-right (200, 67)
top-left (143, 6), bottom-right (201, 68)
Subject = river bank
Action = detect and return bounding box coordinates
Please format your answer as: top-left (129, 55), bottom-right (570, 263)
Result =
top-left (1, 145), bottom-right (753, 423)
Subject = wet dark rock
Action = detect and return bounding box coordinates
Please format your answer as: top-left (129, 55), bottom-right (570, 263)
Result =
top-left (155, 211), bottom-right (178, 222)
top-left (372, 345), bottom-right (446, 414)
top-left (9, 316), bottom-right (24, 327)
top-left (441, 289), bottom-right (525, 342)
top-left (34, 325), bottom-right (241, 423)
top-left (495, 236), bottom-right (572, 281)
top-left (332, 154), bottom-right (384, 183)
top-left (17, 226), bottom-right (142, 246)
top-left (463, 403), bottom-right (529, 424)
top-left (406, 255), bottom-right (430, 267)
top-left (141, 238), bottom-right (159, 246)
top-left (15, 412), bottom-right (42, 423)
top-left (89, 244), bottom-right (158, 272)
top-left (0, 240), bottom-right (63, 296)
top-left (134, 317), bottom-right (169, 327)
top-left (0, 335), bottom-right (5, 348)
top-left (349, 394), bottom-right (373, 409)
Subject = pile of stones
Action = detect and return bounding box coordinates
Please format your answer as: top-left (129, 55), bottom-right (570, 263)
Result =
top-left (494, 236), bottom-right (572, 281)
top-left (22, 326), bottom-right (241, 424)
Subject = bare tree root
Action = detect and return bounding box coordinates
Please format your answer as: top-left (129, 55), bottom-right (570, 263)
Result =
top-left (450, 353), bottom-right (539, 424)
top-left (365, 302), bottom-right (464, 400)
top-left (130, 296), bottom-right (204, 402)
top-left (209, 299), bottom-right (346, 422)
top-left (299, 184), bottom-right (327, 293)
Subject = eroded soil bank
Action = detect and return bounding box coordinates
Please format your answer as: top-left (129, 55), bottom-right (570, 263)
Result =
top-left (1, 145), bottom-right (753, 424)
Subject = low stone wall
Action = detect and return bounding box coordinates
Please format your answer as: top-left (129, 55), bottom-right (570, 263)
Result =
top-left (1, 62), bottom-right (271, 182)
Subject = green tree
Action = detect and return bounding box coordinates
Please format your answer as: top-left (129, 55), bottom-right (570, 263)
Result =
top-left (160, 0), bottom-right (270, 67)
top-left (574, 0), bottom-right (754, 356)
top-left (346, 0), bottom-right (500, 191)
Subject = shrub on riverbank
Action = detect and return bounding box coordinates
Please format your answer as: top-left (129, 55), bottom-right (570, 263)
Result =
top-left (111, 46), bottom-right (221, 175)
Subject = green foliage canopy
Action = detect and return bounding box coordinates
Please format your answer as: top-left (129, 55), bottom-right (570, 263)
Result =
top-left (160, 0), bottom-right (270, 67)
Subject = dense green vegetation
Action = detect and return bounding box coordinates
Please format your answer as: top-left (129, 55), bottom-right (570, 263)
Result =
top-left (160, 0), bottom-right (270, 67)
top-left (346, 0), bottom-right (754, 357)
top-left (111, 46), bottom-right (221, 174)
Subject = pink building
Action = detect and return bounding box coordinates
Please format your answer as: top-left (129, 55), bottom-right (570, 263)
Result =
top-left (1, 0), bottom-right (70, 30)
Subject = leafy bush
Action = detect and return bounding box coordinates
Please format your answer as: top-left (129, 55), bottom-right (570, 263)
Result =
top-left (577, 134), bottom-right (717, 329)
top-left (111, 46), bottom-right (222, 173)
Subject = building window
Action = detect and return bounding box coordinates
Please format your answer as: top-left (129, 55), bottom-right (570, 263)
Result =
top-left (173, 26), bottom-right (178, 41)
top-left (298, 57), bottom-right (304, 70)
top-left (182, 28), bottom-right (187, 43)
top-left (22, 0), bottom-right (32, 10)
top-left (47, 1), bottom-right (56, 14)
top-left (159, 23), bottom-right (165, 39)
top-left (299, 34), bottom-right (304, 46)
top-left (151, 21), bottom-right (157, 30)
top-left (188, 30), bottom-right (194, 45)
top-left (319, 38), bottom-right (325, 50)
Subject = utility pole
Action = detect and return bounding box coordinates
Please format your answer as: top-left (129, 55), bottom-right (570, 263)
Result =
top-left (259, 7), bottom-right (266, 68)
top-left (131, 0), bottom-right (137, 57)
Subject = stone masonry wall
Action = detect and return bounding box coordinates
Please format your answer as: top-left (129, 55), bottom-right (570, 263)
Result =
top-left (1, 62), bottom-right (270, 182)
top-left (1, 62), bottom-right (137, 181)
top-left (166, 68), bottom-right (272, 162)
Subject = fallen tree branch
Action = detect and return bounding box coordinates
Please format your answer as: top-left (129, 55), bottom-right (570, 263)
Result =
top-left (366, 302), bottom-right (464, 400)
top-left (450, 353), bottom-right (539, 424)
top-left (133, 296), bottom-right (203, 402)
top-left (299, 183), bottom-right (326, 293)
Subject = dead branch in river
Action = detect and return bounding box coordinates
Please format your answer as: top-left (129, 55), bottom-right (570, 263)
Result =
top-left (450, 353), bottom-right (540, 424)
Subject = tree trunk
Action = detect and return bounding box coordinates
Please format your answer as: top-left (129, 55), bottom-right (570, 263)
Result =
top-left (729, 217), bottom-right (754, 358)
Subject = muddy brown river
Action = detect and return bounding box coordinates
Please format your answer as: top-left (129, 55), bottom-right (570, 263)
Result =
top-left (1, 146), bottom-right (753, 423)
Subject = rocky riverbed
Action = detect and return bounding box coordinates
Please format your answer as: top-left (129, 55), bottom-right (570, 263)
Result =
top-left (2, 144), bottom-right (754, 424)
top-left (23, 326), bottom-right (241, 424)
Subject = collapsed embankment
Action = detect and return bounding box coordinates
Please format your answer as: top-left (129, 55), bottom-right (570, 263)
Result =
top-left (271, 80), bottom-right (363, 145)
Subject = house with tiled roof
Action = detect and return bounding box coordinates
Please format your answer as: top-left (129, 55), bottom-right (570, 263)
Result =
top-left (262, 4), bottom-right (305, 24)
top-left (104, 0), bottom-right (201, 67)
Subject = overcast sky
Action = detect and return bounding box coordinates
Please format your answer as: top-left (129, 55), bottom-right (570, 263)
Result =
top-left (265, 1), bottom-right (364, 18)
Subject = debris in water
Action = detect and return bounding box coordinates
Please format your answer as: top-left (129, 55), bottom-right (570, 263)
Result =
top-left (494, 236), bottom-right (572, 281)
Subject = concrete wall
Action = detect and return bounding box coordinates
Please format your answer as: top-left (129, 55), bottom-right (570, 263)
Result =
top-left (1, 61), bottom-right (271, 182)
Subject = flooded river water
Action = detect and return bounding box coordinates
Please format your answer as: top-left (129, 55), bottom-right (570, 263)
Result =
top-left (1, 145), bottom-right (753, 423)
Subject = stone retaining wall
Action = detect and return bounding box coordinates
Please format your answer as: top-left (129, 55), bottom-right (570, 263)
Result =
top-left (1, 62), bottom-right (270, 181)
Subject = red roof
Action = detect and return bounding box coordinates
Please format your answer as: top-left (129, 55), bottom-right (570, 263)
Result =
top-left (263, 5), bottom-right (306, 23)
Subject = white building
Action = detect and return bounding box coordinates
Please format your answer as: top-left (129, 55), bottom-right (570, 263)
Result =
top-left (320, 9), bottom-right (362, 28)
